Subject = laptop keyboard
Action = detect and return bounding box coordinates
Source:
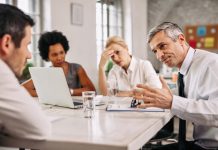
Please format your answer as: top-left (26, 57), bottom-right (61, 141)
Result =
top-left (73, 101), bottom-right (82, 106)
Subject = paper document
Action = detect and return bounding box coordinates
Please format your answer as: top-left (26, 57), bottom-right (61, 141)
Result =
top-left (94, 95), bottom-right (105, 106)
top-left (106, 104), bottom-right (164, 112)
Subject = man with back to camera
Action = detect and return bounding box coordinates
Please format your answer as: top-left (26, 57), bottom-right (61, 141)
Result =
top-left (134, 22), bottom-right (218, 150)
top-left (0, 4), bottom-right (51, 140)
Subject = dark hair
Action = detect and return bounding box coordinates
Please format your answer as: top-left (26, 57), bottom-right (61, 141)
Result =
top-left (38, 31), bottom-right (69, 61)
top-left (0, 4), bottom-right (35, 48)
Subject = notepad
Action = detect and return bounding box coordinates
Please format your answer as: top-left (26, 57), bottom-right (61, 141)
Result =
top-left (106, 104), bottom-right (164, 112)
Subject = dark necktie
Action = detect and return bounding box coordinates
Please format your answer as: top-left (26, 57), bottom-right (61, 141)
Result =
top-left (178, 72), bottom-right (186, 150)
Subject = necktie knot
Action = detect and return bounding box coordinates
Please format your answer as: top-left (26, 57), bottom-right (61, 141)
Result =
top-left (178, 72), bottom-right (183, 80)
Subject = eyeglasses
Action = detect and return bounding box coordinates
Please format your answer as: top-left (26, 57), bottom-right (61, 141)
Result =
top-left (130, 98), bottom-right (141, 108)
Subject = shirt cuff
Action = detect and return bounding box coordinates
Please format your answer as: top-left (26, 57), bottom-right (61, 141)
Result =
top-left (171, 95), bottom-right (189, 119)
top-left (70, 89), bottom-right (74, 95)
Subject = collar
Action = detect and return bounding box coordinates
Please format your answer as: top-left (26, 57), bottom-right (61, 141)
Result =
top-left (179, 47), bottom-right (195, 75)
top-left (127, 56), bottom-right (136, 73)
top-left (117, 56), bottom-right (136, 75)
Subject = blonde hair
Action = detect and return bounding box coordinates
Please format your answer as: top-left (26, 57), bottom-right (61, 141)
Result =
top-left (105, 36), bottom-right (128, 50)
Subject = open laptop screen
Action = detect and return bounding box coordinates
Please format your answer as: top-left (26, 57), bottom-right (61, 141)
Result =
top-left (29, 67), bottom-right (82, 108)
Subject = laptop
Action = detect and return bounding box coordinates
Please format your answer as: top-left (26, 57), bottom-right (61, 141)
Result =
top-left (29, 67), bottom-right (83, 109)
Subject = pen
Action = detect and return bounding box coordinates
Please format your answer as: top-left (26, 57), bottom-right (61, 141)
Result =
top-left (130, 98), bottom-right (141, 108)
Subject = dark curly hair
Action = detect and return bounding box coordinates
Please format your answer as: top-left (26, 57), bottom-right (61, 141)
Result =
top-left (38, 31), bottom-right (69, 61)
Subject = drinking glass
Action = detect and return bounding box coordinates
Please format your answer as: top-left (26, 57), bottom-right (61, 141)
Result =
top-left (108, 82), bottom-right (119, 104)
top-left (82, 91), bottom-right (96, 118)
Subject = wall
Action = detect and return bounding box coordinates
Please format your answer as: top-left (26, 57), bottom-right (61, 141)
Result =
top-left (123, 0), bottom-right (132, 53)
top-left (48, 0), bottom-right (98, 90)
top-left (45, 0), bottom-right (148, 92)
top-left (129, 0), bottom-right (148, 59)
top-left (43, 0), bottom-right (218, 90)
top-left (147, 0), bottom-right (218, 71)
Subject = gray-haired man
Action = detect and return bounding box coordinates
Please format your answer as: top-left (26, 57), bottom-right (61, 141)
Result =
top-left (134, 22), bottom-right (218, 150)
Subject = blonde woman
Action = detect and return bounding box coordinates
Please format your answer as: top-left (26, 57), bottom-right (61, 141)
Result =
top-left (98, 36), bottom-right (162, 96)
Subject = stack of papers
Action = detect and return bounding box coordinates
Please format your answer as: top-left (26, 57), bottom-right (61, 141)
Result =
top-left (106, 104), bottom-right (164, 112)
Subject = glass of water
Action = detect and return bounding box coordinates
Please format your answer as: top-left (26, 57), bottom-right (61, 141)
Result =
top-left (109, 81), bottom-right (119, 96)
top-left (82, 91), bottom-right (96, 118)
top-left (108, 81), bottom-right (119, 104)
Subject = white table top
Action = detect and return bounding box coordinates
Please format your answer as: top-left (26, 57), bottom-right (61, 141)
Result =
top-left (0, 97), bottom-right (173, 150)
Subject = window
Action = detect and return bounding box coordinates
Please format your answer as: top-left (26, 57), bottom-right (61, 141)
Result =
top-left (0, 0), bottom-right (43, 67)
top-left (16, 0), bottom-right (43, 67)
top-left (0, 0), bottom-right (12, 4)
top-left (96, 0), bottom-right (123, 66)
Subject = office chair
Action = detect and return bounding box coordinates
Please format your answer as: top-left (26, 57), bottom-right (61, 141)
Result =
top-left (143, 118), bottom-right (177, 149)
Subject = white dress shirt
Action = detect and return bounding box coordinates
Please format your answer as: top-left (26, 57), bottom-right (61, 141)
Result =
top-left (107, 56), bottom-right (162, 93)
top-left (172, 47), bottom-right (218, 148)
top-left (0, 59), bottom-right (51, 140)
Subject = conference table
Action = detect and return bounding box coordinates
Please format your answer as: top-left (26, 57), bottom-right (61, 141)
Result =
top-left (0, 97), bottom-right (173, 150)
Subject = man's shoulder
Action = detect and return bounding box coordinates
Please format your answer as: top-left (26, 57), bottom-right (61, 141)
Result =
top-left (195, 49), bottom-right (218, 62)
top-left (0, 59), bottom-right (11, 72)
top-left (0, 59), bottom-right (17, 83)
top-left (192, 50), bottom-right (218, 72)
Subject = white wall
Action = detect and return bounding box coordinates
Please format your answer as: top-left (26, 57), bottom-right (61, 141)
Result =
top-left (129, 0), bottom-right (148, 59)
top-left (123, 0), bottom-right (148, 59)
top-left (48, 0), bottom-right (98, 90)
top-left (45, 0), bottom-right (149, 92)
top-left (123, 0), bottom-right (132, 53)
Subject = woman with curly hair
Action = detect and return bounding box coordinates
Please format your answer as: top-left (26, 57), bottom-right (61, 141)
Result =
top-left (22, 31), bottom-right (95, 96)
